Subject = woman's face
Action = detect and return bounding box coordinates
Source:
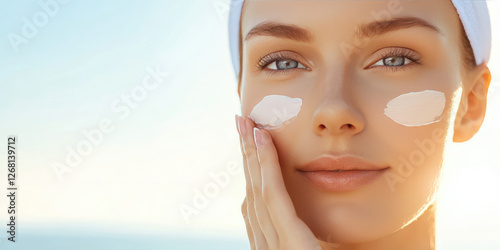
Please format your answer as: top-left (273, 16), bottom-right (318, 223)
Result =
top-left (239, 0), bottom-right (465, 244)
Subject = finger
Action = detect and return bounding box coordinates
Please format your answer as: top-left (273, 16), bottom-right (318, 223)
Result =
top-left (237, 115), bottom-right (267, 248)
top-left (241, 117), bottom-right (261, 189)
top-left (253, 128), bottom-right (302, 236)
top-left (250, 127), bottom-right (280, 247)
top-left (241, 198), bottom-right (255, 250)
top-left (242, 118), bottom-right (280, 247)
top-left (239, 135), bottom-right (256, 249)
top-left (235, 115), bottom-right (252, 213)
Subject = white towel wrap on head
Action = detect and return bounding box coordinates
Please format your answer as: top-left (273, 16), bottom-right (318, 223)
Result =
top-left (227, 0), bottom-right (491, 80)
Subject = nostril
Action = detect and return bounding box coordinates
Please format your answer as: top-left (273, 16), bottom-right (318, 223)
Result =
top-left (341, 124), bottom-right (355, 130)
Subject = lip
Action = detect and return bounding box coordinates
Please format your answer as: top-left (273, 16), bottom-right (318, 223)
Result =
top-left (297, 154), bottom-right (390, 192)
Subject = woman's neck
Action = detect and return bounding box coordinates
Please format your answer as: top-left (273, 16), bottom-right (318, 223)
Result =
top-left (320, 202), bottom-right (436, 250)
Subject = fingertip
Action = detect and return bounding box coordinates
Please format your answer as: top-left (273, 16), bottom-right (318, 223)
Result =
top-left (245, 115), bottom-right (256, 128)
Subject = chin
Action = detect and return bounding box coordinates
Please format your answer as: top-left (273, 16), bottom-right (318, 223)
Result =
top-left (297, 205), bottom-right (399, 244)
top-left (292, 188), bottom-right (438, 245)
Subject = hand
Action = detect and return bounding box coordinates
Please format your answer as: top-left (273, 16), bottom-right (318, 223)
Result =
top-left (235, 114), bottom-right (324, 250)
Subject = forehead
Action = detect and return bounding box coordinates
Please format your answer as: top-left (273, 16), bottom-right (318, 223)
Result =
top-left (241, 0), bottom-right (460, 44)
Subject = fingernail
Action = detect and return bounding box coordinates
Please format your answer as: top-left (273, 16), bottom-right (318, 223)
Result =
top-left (235, 114), bottom-right (241, 134)
top-left (254, 127), bottom-right (262, 147)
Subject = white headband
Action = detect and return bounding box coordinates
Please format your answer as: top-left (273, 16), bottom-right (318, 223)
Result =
top-left (228, 0), bottom-right (491, 79)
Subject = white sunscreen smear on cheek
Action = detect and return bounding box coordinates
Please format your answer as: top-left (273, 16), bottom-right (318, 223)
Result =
top-left (248, 95), bottom-right (303, 130)
top-left (384, 90), bottom-right (446, 127)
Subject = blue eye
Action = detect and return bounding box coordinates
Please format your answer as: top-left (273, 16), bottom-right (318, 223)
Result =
top-left (368, 47), bottom-right (423, 71)
top-left (258, 51), bottom-right (310, 74)
top-left (373, 56), bottom-right (410, 67)
top-left (267, 59), bottom-right (307, 70)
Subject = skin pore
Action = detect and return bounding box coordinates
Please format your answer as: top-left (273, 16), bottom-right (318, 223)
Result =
top-left (235, 0), bottom-right (491, 249)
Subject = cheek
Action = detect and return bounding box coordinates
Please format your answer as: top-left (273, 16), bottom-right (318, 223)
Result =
top-left (374, 87), bottom-right (462, 220)
top-left (377, 87), bottom-right (457, 168)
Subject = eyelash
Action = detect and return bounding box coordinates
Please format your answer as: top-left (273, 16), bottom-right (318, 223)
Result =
top-left (369, 47), bottom-right (423, 72)
top-left (256, 47), bottom-right (423, 75)
top-left (257, 51), bottom-right (305, 76)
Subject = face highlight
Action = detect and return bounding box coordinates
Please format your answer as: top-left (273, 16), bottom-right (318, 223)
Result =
top-left (239, 0), bottom-right (469, 245)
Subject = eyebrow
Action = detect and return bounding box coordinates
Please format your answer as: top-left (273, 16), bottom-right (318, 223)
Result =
top-left (244, 21), bottom-right (313, 42)
top-left (356, 17), bottom-right (442, 40)
top-left (244, 17), bottom-right (441, 42)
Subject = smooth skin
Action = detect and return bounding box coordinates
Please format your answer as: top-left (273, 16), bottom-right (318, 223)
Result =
top-left (234, 0), bottom-right (491, 249)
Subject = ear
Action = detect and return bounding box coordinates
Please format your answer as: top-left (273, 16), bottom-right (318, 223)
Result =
top-left (453, 65), bottom-right (492, 142)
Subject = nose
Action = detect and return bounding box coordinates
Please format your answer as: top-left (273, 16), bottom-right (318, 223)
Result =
top-left (312, 94), bottom-right (365, 137)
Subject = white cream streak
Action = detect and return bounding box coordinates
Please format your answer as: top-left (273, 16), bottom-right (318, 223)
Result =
top-left (249, 95), bottom-right (302, 130)
top-left (384, 90), bottom-right (446, 127)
